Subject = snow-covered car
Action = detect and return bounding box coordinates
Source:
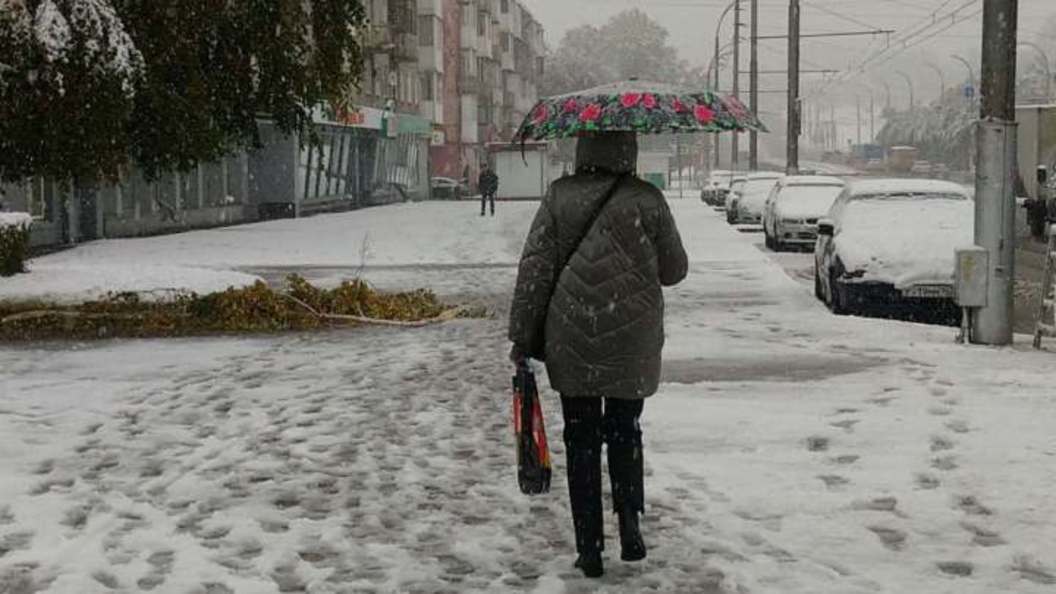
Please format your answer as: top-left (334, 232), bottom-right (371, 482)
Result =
top-left (724, 176), bottom-right (747, 223)
top-left (731, 172), bottom-right (784, 225)
top-left (701, 170), bottom-right (735, 206)
top-left (430, 177), bottom-right (467, 200)
top-left (814, 179), bottom-right (974, 316)
top-left (763, 175), bottom-right (845, 251)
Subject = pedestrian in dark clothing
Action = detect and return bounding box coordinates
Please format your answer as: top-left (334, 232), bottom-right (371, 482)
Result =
top-left (479, 165), bottom-right (499, 216)
top-left (508, 131), bottom-right (689, 578)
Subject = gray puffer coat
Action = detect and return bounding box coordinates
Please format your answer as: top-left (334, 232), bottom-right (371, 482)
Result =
top-left (508, 133), bottom-right (688, 400)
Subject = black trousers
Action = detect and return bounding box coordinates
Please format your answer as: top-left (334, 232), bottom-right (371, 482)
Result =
top-left (481, 192), bottom-right (495, 215)
top-left (560, 396), bottom-right (644, 554)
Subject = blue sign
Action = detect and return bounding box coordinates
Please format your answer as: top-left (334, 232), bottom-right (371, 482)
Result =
top-left (964, 84), bottom-right (976, 99)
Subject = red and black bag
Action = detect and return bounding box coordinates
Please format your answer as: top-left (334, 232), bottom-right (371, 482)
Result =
top-left (513, 363), bottom-right (551, 495)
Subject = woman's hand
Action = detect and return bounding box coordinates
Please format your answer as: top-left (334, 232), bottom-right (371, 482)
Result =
top-left (509, 343), bottom-right (528, 365)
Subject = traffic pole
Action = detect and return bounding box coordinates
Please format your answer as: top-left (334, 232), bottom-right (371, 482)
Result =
top-left (749, 0), bottom-right (759, 170)
top-left (786, 0), bottom-right (800, 174)
top-left (732, 0), bottom-right (742, 170)
top-left (972, 0), bottom-right (1018, 345)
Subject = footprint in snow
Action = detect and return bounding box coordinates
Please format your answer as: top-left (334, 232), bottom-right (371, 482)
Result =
top-left (914, 473), bottom-right (941, 490)
top-left (961, 522), bottom-right (1006, 547)
top-left (868, 526), bottom-right (908, 551)
top-left (937, 561), bottom-right (974, 577)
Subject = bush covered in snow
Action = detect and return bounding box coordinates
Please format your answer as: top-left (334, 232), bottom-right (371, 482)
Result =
top-left (0, 212), bottom-right (33, 277)
top-left (0, 275), bottom-right (469, 341)
top-left (0, 0), bottom-right (368, 184)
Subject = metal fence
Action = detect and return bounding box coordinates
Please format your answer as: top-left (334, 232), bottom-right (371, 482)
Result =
top-left (2, 121), bottom-right (430, 249)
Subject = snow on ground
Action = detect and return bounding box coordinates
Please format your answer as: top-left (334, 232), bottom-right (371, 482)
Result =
top-left (1, 197), bottom-right (1056, 593)
top-left (1, 202), bottom-right (537, 302)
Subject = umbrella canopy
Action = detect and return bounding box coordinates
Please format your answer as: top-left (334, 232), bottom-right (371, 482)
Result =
top-left (515, 80), bottom-right (767, 141)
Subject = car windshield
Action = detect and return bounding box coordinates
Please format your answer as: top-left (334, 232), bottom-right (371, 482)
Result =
top-left (730, 180), bottom-right (747, 193)
top-left (850, 192), bottom-right (968, 202)
top-left (743, 178), bottom-right (780, 197)
top-left (841, 196), bottom-right (972, 233)
top-left (711, 173), bottom-right (734, 185)
top-left (779, 185), bottom-right (844, 204)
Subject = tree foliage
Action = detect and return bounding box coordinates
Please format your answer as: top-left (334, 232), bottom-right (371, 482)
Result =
top-left (876, 96), bottom-right (975, 168)
top-left (0, 0), bottom-right (368, 184)
top-left (0, 0), bottom-right (145, 183)
top-left (540, 9), bottom-right (690, 97)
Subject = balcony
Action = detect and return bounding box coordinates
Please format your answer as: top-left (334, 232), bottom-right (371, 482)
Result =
top-left (393, 33), bottom-right (418, 62)
top-left (361, 24), bottom-right (392, 50)
top-left (458, 73), bottom-right (482, 94)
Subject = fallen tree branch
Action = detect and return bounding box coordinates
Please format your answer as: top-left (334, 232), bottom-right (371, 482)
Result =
top-left (283, 293), bottom-right (461, 328)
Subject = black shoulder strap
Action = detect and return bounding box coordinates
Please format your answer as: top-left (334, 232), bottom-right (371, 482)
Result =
top-left (554, 173), bottom-right (627, 285)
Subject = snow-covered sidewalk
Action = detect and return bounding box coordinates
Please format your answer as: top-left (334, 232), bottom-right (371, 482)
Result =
top-left (0, 202), bottom-right (538, 303)
top-left (1, 199), bottom-right (1055, 593)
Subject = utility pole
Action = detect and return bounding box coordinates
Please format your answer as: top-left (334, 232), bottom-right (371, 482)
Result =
top-left (856, 95), bottom-right (862, 146)
top-left (732, 0), bottom-right (742, 169)
top-left (712, 0), bottom-right (738, 170)
top-left (786, 0), bottom-right (800, 174)
top-left (829, 104), bottom-right (835, 150)
top-left (870, 94), bottom-right (875, 141)
top-left (973, 0), bottom-right (1018, 345)
top-left (749, 0), bottom-right (759, 170)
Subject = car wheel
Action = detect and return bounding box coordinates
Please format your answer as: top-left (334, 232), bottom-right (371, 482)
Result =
top-left (829, 271), bottom-right (850, 315)
top-left (814, 265), bottom-right (824, 301)
top-left (727, 209), bottom-right (737, 225)
top-left (774, 234), bottom-right (784, 252)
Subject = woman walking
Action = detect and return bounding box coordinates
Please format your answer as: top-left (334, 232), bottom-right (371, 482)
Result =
top-left (508, 131), bottom-right (688, 578)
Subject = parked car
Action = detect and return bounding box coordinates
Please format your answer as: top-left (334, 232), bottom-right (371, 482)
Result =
top-left (724, 176), bottom-right (747, 223)
top-left (731, 172), bottom-right (784, 225)
top-left (814, 179), bottom-right (973, 317)
top-left (910, 160), bottom-right (932, 177)
top-left (763, 175), bottom-right (845, 251)
top-left (701, 170), bottom-right (735, 206)
top-left (430, 177), bottom-right (467, 200)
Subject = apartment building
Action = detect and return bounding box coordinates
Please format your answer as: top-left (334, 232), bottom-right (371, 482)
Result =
top-left (430, 0), bottom-right (545, 185)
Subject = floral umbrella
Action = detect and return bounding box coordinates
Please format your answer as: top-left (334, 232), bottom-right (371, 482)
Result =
top-left (515, 80), bottom-right (767, 141)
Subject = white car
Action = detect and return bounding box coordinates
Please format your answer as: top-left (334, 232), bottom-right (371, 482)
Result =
top-left (763, 175), bottom-right (845, 251)
top-left (701, 170), bottom-right (735, 206)
top-left (814, 179), bottom-right (973, 317)
top-left (724, 176), bottom-right (747, 223)
top-left (732, 172), bottom-right (784, 225)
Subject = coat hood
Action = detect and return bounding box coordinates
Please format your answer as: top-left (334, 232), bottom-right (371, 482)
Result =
top-left (575, 132), bottom-right (638, 175)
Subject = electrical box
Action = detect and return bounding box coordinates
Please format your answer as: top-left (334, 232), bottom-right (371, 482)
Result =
top-left (955, 247), bottom-right (989, 308)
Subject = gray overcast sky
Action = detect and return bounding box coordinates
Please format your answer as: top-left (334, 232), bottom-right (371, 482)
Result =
top-left (523, 0), bottom-right (1055, 104)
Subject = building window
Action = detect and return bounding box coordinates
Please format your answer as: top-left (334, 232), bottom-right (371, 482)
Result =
top-left (501, 32), bottom-right (510, 52)
top-left (501, 0), bottom-right (509, 13)
top-left (419, 16), bottom-right (433, 46)
top-left (421, 73), bottom-right (434, 101)
top-left (478, 11), bottom-right (487, 36)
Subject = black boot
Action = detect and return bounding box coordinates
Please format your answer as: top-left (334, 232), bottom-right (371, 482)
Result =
top-left (574, 551), bottom-right (604, 578)
top-left (603, 401), bottom-right (647, 562)
top-left (618, 511), bottom-right (646, 562)
top-left (562, 398), bottom-right (605, 578)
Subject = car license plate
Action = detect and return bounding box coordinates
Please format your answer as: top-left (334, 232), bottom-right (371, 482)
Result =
top-left (902, 285), bottom-right (953, 299)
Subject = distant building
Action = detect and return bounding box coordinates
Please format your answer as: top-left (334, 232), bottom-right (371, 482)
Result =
top-left (431, 0), bottom-right (545, 187)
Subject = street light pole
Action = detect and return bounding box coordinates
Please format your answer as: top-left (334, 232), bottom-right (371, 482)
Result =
top-left (1018, 41), bottom-right (1052, 101)
top-left (951, 54), bottom-right (976, 87)
top-left (896, 70), bottom-right (915, 110)
top-left (973, 0), bottom-right (1019, 345)
top-left (712, 0), bottom-right (738, 169)
top-left (926, 63), bottom-right (947, 103)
